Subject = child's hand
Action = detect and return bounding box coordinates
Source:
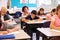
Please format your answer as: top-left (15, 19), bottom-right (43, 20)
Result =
top-left (3, 31), bottom-right (8, 35)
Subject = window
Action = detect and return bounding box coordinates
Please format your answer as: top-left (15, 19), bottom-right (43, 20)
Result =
top-left (38, 0), bottom-right (51, 6)
top-left (57, 0), bottom-right (60, 4)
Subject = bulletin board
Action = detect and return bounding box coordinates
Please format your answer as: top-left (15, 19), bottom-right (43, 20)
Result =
top-left (11, 0), bottom-right (37, 8)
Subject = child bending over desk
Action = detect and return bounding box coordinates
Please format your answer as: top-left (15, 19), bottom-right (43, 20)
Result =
top-left (1, 7), bottom-right (19, 33)
top-left (46, 8), bottom-right (56, 20)
top-left (50, 5), bottom-right (60, 40)
top-left (22, 10), bottom-right (42, 22)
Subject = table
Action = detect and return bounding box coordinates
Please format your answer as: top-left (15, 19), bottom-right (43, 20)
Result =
top-left (26, 20), bottom-right (50, 24)
top-left (21, 20), bottom-right (50, 40)
top-left (39, 16), bottom-right (46, 20)
top-left (25, 20), bottom-right (50, 28)
top-left (9, 30), bottom-right (31, 40)
top-left (37, 28), bottom-right (60, 40)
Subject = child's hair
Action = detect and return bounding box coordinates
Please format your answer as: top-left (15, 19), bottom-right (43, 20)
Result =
top-left (31, 10), bottom-right (37, 15)
top-left (22, 6), bottom-right (28, 12)
top-left (51, 8), bottom-right (56, 12)
top-left (38, 8), bottom-right (44, 15)
top-left (56, 4), bottom-right (60, 15)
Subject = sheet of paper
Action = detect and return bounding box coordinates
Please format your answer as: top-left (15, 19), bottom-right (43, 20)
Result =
top-left (51, 29), bottom-right (60, 32)
top-left (7, 31), bottom-right (19, 35)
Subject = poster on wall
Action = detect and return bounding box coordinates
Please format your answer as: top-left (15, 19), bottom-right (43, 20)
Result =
top-left (20, 0), bottom-right (28, 4)
top-left (29, 0), bottom-right (36, 4)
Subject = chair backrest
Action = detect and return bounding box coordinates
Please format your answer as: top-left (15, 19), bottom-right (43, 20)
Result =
top-left (15, 11), bottom-right (22, 18)
top-left (43, 21), bottom-right (51, 28)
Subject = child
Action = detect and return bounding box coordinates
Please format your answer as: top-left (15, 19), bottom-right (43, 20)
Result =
top-left (22, 6), bottom-right (29, 17)
top-left (50, 5), bottom-right (60, 40)
top-left (22, 10), bottom-right (41, 22)
top-left (38, 8), bottom-right (45, 16)
top-left (22, 10), bottom-right (41, 40)
top-left (46, 9), bottom-right (56, 20)
top-left (38, 8), bottom-right (46, 20)
top-left (1, 7), bottom-right (19, 33)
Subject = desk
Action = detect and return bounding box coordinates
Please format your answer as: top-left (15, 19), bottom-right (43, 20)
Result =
top-left (26, 20), bottom-right (50, 24)
top-left (37, 28), bottom-right (60, 40)
top-left (12, 30), bottom-right (30, 40)
top-left (39, 16), bottom-right (46, 20)
top-left (21, 20), bottom-right (50, 40)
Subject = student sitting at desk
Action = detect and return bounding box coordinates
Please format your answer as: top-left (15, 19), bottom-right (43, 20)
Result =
top-left (22, 10), bottom-right (41, 22)
top-left (0, 19), bottom-right (15, 40)
top-left (22, 10), bottom-right (42, 40)
top-left (38, 8), bottom-right (46, 20)
top-left (38, 8), bottom-right (45, 16)
top-left (46, 8), bottom-right (56, 20)
top-left (1, 7), bottom-right (19, 33)
top-left (50, 5), bottom-right (60, 40)
top-left (22, 6), bottom-right (29, 17)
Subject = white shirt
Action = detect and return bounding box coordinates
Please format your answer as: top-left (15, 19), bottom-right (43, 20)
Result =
top-left (1, 15), bottom-right (4, 22)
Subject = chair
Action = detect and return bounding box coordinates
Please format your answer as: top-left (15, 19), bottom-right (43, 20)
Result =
top-left (43, 21), bottom-right (51, 28)
top-left (14, 11), bottom-right (22, 18)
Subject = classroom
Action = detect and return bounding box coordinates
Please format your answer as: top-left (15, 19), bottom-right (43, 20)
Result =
top-left (0, 0), bottom-right (60, 40)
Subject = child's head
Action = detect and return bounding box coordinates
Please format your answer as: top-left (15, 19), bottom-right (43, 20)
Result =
top-left (51, 8), bottom-right (56, 16)
top-left (1, 7), bottom-right (7, 15)
top-left (38, 8), bottom-right (44, 15)
top-left (22, 6), bottom-right (28, 13)
top-left (56, 4), bottom-right (60, 16)
top-left (31, 10), bottom-right (37, 18)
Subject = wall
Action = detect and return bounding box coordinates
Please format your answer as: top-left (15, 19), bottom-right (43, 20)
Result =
top-left (10, 0), bottom-right (37, 12)
top-left (0, 0), bottom-right (8, 10)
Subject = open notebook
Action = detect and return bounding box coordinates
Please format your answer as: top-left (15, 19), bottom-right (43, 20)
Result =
top-left (8, 31), bottom-right (19, 35)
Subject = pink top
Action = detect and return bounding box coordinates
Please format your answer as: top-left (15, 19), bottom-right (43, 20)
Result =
top-left (46, 14), bottom-right (52, 19)
top-left (52, 15), bottom-right (60, 27)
